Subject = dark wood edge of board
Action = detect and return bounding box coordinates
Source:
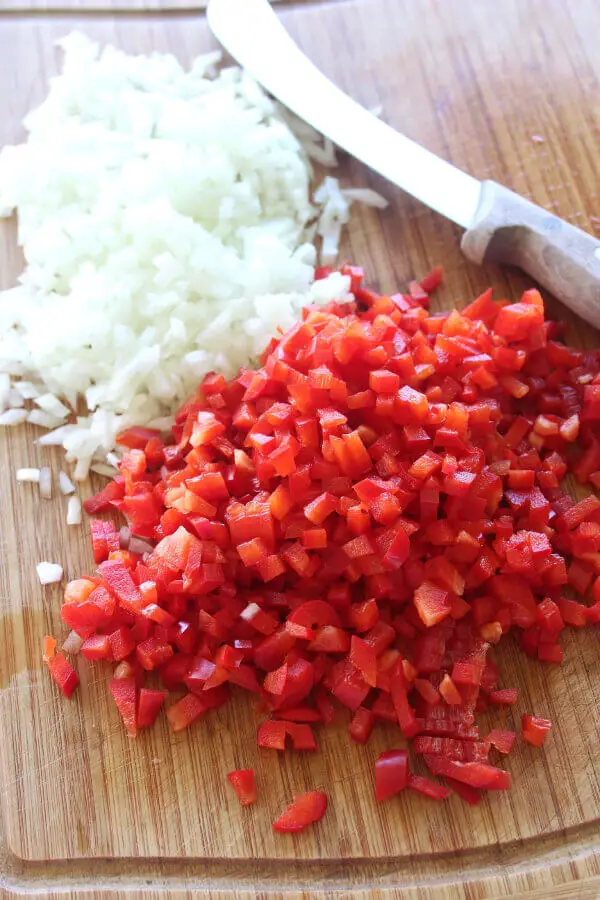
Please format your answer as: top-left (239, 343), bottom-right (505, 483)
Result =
top-left (2, 812), bottom-right (600, 895)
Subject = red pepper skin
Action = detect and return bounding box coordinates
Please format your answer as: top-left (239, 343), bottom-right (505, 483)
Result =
top-left (258, 720), bottom-right (287, 750)
top-left (109, 677), bottom-right (137, 737)
top-left (407, 773), bottom-right (451, 801)
top-left (423, 755), bottom-right (511, 790)
top-left (272, 791), bottom-right (328, 833)
top-left (43, 636), bottom-right (79, 698)
top-left (83, 477), bottom-right (125, 514)
top-left (349, 707), bottom-right (375, 744)
top-left (375, 749), bottom-right (409, 801)
top-left (227, 768), bottom-right (257, 806)
top-left (445, 776), bottom-right (481, 805)
top-left (137, 689), bottom-right (166, 729)
top-left (117, 427), bottom-right (161, 449)
top-left (166, 693), bottom-right (208, 732)
top-left (485, 729), bottom-right (517, 754)
top-left (98, 560), bottom-right (144, 613)
top-left (522, 714), bottom-right (552, 747)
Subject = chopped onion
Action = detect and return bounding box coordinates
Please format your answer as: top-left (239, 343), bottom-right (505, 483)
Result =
top-left (90, 462), bottom-right (118, 477)
top-left (36, 561), bottom-right (63, 585)
top-left (0, 34), bottom-right (374, 470)
top-left (146, 417), bottom-right (175, 432)
top-left (35, 393), bottom-right (71, 419)
top-left (66, 495), bottom-right (82, 525)
top-left (38, 425), bottom-right (75, 447)
top-left (28, 410), bottom-right (65, 429)
top-left (58, 470), bottom-right (76, 494)
top-left (7, 388), bottom-right (25, 408)
top-left (38, 466), bottom-right (52, 499)
top-left (16, 467), bottom-right (40, 483)
top-left (62, 630), bottom-right (84, 654)
top-left (341, 188), bottom-right (389, 209)
top-left (15, 381), bottom-right (41, 400)
top-left (129, 535), bottom-right (155, 557)
top-left (106, 452), bottom-right (121, 469)
top-left (0, 409), bottom-right (28, 425)
top-left (119, 526), bottom-right (131, 549)
top-left (240, 602), bottom-right (261, 623)
top-left (74, 456), bottom-right (91, 481)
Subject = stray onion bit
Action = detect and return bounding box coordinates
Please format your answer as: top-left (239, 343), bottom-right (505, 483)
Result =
top-left (119, 526), bottom-right (131, 549)
top-left (38, 466), bottom-right (52, 499)
top-left (28, 409), bottom-right (64, 429)
top-left (66, 495), bottom-right (82, 526)
top-left (35, 392), bottom-right (70, 420)
top-left (90, 462), bottom-right (118, 477)
top-left (16, 467), bottom-right (40, 483)
top-left (0, 409), bottom-right (28, 426)
top-left (58, 470), bottom-right (75, 495)
top-left (62, 630), bottom-right (84, 654)
top-left (36, 561), bottom-right (63, 585)
top-left (74, 456), bottom-right (91, 481)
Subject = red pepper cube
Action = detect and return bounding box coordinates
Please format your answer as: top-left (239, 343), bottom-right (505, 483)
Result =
top-left (272, 791), bottom-right (328, 833)
top-left (227, 769), bottom-right (257, 806)
top-left (522, 714), bottom-right (552, 747)
top-left (349, 707), bottom-right (375, 744)
top-left (369, 369), bottom-right (400, 393)
top-left (375, 749), bottom-right (408, 801)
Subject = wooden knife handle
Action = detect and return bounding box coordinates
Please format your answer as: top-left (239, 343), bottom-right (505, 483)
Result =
top-left (461, 180), bottom-right (600, 328)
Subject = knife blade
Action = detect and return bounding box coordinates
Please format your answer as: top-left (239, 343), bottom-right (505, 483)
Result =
top-left (208, 0), bottom-right (600, 330)
top-left (207, 0), bottom-right (481, 229)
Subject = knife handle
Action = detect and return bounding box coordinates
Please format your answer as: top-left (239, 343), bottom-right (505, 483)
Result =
top-left (461, 179), bottom-right (600, 328)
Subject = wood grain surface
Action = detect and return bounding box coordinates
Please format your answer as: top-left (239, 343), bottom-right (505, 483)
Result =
top-left (2, 0), bottom-right (600, 897)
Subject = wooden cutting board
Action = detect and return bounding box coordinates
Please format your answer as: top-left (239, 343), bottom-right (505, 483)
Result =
top-left (2, 1), bottom-right (600, 896)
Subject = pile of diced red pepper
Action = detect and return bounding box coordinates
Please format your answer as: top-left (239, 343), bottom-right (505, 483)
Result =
top-left (44, 264), bottom-right (600, 829)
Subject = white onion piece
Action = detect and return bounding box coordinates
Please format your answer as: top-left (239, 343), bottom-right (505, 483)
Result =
top-left (16, 467), bottom-right (40, 483)
top-left (66, 495), bottom-right (82, 525)
top-left (38, 466), bottom-right (52, 499)
top-left (129, 536), bottom-right (155, 557)
top-left (74, 456), bottom-right (91, 481)
top-left (0, 409), bottom-right (28, 425)
top-left (35, 393), bottom-right (71, 419)
top-left (27, 410), bottom-right (65, 429)
top-left (36, 561), bottom-right (63, 584)
top-left (90, 463), bottom-right (117, 477)
top-left (341, 188), bottom-right (388, 209)
top-left (15, 381), bottom-right (41, 400)
top-left (58, 470), bottom-right (76, 494)
top-left (62, 630), bottom-right (84, 654)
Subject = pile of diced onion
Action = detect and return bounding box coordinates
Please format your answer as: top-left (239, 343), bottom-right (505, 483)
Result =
top-left (0, 33), bottom-right (385, 478)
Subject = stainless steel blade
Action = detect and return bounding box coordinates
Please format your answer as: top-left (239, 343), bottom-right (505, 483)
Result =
top-left (207, 0), bottom-right (482, 229)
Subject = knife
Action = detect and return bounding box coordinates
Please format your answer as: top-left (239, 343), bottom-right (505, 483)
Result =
top-left (207, 0), bottom-right (600, 328)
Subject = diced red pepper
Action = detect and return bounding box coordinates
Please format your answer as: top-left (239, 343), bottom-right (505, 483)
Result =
top-left (227, 768), bottom-right (257, 806)
top-left (137, 689), bottom-right (166, 729)
top-left (109, 677), bottom-right (137, 737)
top-left (407, 773), bottom-right (451, 801)
top-left (272, 791), bottom-right (328, 833)
top-left (43, 635), bottom-right (79, 698)
top-left (56, 268), bottom-right (600, 809)
top-left (522, 714), bottom-right (552, 747)
top-left (375, 749), bottom-right (409, 801)
top-left (485, 729), bottom-right (517, 754)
